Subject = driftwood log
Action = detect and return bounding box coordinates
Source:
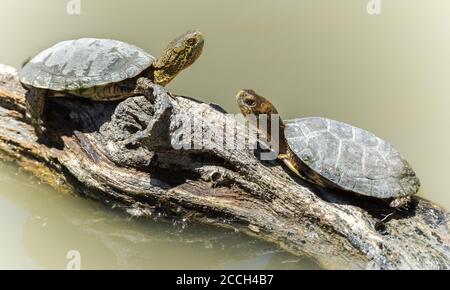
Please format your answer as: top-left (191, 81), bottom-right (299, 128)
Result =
top-left (0, 64), bottom-right (449, 269)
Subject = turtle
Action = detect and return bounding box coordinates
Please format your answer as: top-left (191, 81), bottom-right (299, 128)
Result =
top-left (236, 89), bottom-right (420, 208)
top-left (19, 30), bottom-right (205, 136)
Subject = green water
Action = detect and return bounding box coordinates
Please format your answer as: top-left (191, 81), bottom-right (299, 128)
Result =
top-left (0, 0), bottom-right (449, 269)
top-left (0, 162), bottom-right (319, 269)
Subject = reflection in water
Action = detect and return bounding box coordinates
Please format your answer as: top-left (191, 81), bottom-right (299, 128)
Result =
top-left (0, 162), bottom-right (318, 269)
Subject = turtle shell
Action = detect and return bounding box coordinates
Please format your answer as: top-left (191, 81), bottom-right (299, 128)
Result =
top-left (284, 117), bottom-right (420, 199)
top-left (19, 38), bottom-right (155, 91)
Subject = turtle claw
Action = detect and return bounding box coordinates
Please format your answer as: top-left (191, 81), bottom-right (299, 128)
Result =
top-left (389, 196), bottom-right (412, 210)
top-left (135, 77), bottom-right (157, 102)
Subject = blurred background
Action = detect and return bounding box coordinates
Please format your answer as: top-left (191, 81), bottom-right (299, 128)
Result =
top-left (0, 0), bottom-right (448, 269)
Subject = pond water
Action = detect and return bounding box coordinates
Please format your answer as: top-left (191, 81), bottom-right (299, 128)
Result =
top-left (0, 0), bottom-right (449, 269)
top-left (0, 162), bottom-right (318, 269)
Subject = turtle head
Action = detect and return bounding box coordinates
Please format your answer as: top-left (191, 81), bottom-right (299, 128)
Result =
top-left (236, 89), bottom-right (279, 117)
top-left (236, 90), bottom-right (289, 155)
top-left (153, 30), bottom-right (205, 86)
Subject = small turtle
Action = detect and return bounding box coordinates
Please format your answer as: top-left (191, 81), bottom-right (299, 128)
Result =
top-left (236, 90), bottom-right (420, 208)
top-left (20, 31), bottom-right (204, 135)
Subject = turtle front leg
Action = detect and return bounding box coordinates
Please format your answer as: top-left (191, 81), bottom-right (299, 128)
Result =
top-left (279, 154), bottom-right (302, 176)
top-left (25, 88), bottom-right (47, 137)
top-left (133, 78), bottom-right (157, 102)
top-left (134, 77), bottom-right (175, 102)
top-left (124, 79), bottom-right (175, 149)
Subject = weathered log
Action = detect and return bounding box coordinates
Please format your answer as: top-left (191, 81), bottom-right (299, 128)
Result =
top-left (0, 64), bottom-right (449, 269)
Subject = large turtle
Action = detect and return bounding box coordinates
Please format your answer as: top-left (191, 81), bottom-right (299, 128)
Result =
top-left (236, 90), bottom-right (420, 208)
top-left (19, 30), bottom-right (204, 136)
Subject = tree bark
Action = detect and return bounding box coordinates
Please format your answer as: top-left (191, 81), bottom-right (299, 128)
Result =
top-left (0, 64), bottom-right (449, 269)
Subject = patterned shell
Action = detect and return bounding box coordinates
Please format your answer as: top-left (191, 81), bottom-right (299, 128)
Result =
top-left (284, 117), bottom-right (420, 198)
top-left (19, 38), bottom-right (155, 91)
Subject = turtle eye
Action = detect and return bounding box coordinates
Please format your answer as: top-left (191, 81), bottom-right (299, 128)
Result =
top-left (186, 38), bottom-right (197, 46)
top-left (245, 99), bottom-right (257, 107)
